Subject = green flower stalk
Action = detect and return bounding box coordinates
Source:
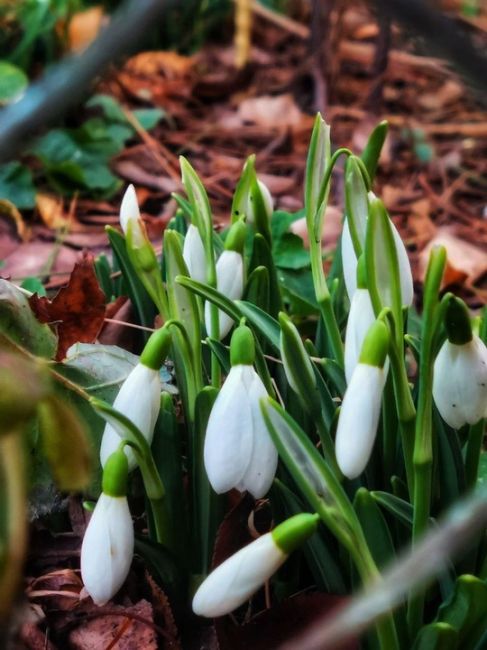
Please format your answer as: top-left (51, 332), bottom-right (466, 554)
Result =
top-left (119, 185), bottom-right (168, 317)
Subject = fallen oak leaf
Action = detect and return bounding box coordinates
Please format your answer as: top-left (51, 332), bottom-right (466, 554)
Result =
top-left (29, 253), bottom-right (106, 360)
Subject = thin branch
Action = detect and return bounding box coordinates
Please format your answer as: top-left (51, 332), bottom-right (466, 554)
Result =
top-left (281, 488), bottom-right (487, 650)
top-left (0, 0), bottom-right (178, 164)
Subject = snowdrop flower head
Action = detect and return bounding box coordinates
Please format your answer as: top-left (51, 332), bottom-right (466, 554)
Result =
top-left (192, 513), bottom-right (319, 617)
top-left (100, 327), bottom-right (171, 470)
top-left (247, 178), bottom-right (274, 225)
top-left (336, 320), bottom-right (389, 479)
top-left (183, 224), bottom-right (207, 283)
top-left (120, 185), bottom-right (146, 249)
top-left (344, 256), bottom-right (376, 384)
top-left (81, 450), bottom-right (134, 606)
top-left (204, 323), bottom-right (277, 498)
top-left (342, 192), bottom-right (413, 307)
top-left (204, 220), bottom-right (246, 340)
top-left (433, 296), bottom-right (487, 429)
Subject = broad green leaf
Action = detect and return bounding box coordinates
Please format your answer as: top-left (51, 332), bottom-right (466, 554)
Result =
top-left (132, 108), bottom-right (165, 130)
top-left (38, 395), bottom-right (91, 491)
top-left (106, 226), bottom-right (157, 333)
top-left (0, 162), bottom-right (36, 209)
top-left (437, 575), bottom-right (487, 647)
top-left (360, 120), bottom-right (388, 181)
top-left (412, 623), bottom-right (458, 649)
top-left (249, 233), bottom-right (282, 317)
top-left (0, 280), bottom-right (57, 358)
top-left (0, 61), bottom-right (28, 105)
top-left (244, 266), bottom-right (270, 315)
top-left (151, 393), bottom-right (188, 564)
top-left (272, 478), bottom-right (347, 595)
top-left (235, 300), bottom-right (280, 350)
top-left (371, 491), bottom-right (414, 528)
top-left (191, 387), bottom-right (224, 576)
top-left (20, 277), bottom-right (46, 296)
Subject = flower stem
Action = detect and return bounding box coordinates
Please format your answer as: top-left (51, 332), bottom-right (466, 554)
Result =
top-left (464, 419), bottom-right (484, 491)
top-left (309, 237), bottom-right (344, 366)
top-left (0, 432), bottom-right (27, 622)
top-left (408, 246), bottom-right (446, 636)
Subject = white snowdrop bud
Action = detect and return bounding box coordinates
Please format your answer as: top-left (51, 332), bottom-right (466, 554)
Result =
top-left (182, 224), bottom-right (207, 283)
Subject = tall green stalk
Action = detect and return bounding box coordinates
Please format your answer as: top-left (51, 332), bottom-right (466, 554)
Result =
top-left (408, 246), bottom-right (446, 636)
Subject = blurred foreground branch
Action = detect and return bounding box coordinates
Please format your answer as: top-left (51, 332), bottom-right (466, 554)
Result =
top-left (372, 0), bottom-right (487, 94)
top-left (0, 0), bottom-right (177, 164)
top-left (282, 488), bottom-right (487, 650)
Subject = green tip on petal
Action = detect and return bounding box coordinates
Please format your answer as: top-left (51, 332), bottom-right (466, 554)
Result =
top-left (359, 320), bottom-right (390, 368)
top-left (102, 449), bottom-right (129, 497)
top-left (230, 323), bottom-right (255, 366)
top-left (140, 326), bottom-right (172, 370)
top-left (272, 513), bottom-right (320, 555)
top-left (356, 254), bottom-right (367, 289)
top-left (224, 220), bottom-right (247, 254)
top-left (444, 296), bottom-right (472, 345)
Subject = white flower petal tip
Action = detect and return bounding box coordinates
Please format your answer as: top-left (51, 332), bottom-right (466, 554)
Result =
top-left (335, 364), bottom-right (386, 479)
top-left (247, 179), bottom-right (274, 223)
top-left (192, 533), bottom-right (286, 618)
top-left (99, 364), bottom-right (161, 471)
top-left (204, 365), bottom-right (277, 498)
top-left (433, 335), bottom-right (487, 429)
top-left (81, 494), bottom-right (134, 606)
top-left (183, 224), bottom-right (207, 283)
top-left (120, 185), bottom-right (140, 234)
top-left (204, 250), bottom-right (244, 340)
top-left (344, 289), bottom-right (376, 384)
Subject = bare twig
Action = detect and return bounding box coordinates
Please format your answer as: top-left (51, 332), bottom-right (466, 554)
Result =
top-left (0, 0), bottom-right (178, 164)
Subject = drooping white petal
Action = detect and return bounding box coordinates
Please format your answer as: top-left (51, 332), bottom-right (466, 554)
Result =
top-left (237, 371), bottom-right (277, 498)
top-left (344, 289), bottom-right (376, 384)
top-left (100, 364), bottom-right (161, 471)
top-left (335, 364), bottom-right (386, 479)
top-left (204, 365), bottom-right (254, 493)
top-left (205, 250), bottom-right (243, 339)
top-left (183, 224), bottom-right (207, 283)
top-left (81, 494), bottom-right (134, 606)
top-left (433, 335), bottom-right (487, 429)
top-left (342, 213), bottom-right (413, 307)
top-left (192, 533), bottom-right (286, 617)
top-left (247, 179), bottom-right (274, 224)
top-left (341, 219), bottom-right (357, 300)
top-left (391, 221), bottom-right (414, 307)
top-left (120, 185), bottom-right (145, 248)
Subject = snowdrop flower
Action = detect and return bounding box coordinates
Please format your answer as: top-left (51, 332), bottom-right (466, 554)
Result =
top-left (336, 320), bottom-right (389, 479)
top-left (433, 297), bottom-right (487, 429)
top-left (204, 221), bottom-right (246, 340)
top-left (81, 450), bottom-right (134, 606)
top-left (204, 324), bottom-right (277, 498)
top-left (119, 184), bottom-right (146, 249)
top-left (247, 178), bottom-right (274, 224)
top-left (344, 256), bottom-right (377, 384)
top-left (100, 327), bottom-right (171, 471)
top-left (193, 513), bottom-right (319, 617)
top-left (183, 224), bottom-right (207, 283)
top-left (341, 193), bottom-right (413, 306)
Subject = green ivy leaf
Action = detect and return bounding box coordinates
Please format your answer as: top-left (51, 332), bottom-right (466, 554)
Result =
top-left (0, 61), bottom-right (28, 105)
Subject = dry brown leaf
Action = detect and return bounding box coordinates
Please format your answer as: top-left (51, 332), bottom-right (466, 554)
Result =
top-left (418, 80), bottom-right (464, 110)
top-left (29, 252), bottom-right (106, 360)
top-left (290, 206), bottom-right (343, 252)
top-left (67, 7), bottom-right (106, 53)
top-left (125, 51), bottom-right (194, 78)
top-left (237, 94), bottom-right (305, 129)
top-left (2, 242), bottom-right (78, 284)
top-left (419, 227), bottom-right (487, 286)
top-left (0, 199), bottom-right (30, 241)
top-left (68, 600), bottom-right (158, 650)
top-left (36, 193), bottom-right (71, 230)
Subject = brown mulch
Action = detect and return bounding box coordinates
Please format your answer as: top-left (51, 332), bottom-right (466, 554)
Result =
top-left (1, 1), bottom-right (486, 306)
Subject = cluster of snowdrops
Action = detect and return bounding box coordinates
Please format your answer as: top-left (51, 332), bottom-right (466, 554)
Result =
top-left (80, 116), bottom-right (487, 647)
